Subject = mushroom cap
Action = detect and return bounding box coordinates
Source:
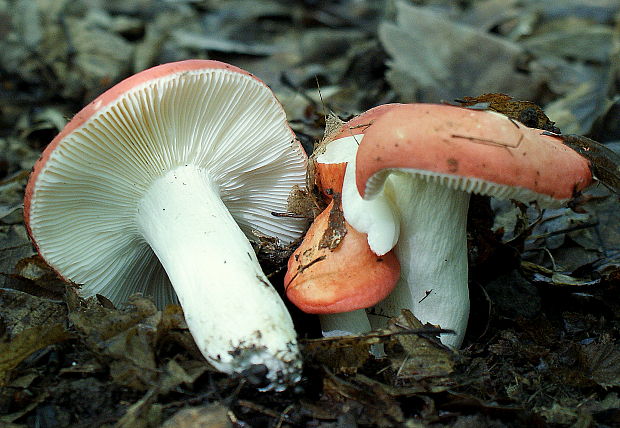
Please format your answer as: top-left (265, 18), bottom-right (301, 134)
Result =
top-left (24, 60), bottom-right (308, 306)
top-left (284, 199), bottom-right (400, 314)
top-left (313, 104), bottom-right (403, 198)
top-left (355, 104), bottom-right (593, 204)
top-left (314, 162), bottom-right (347, 198)
top-left (327, 103), bottom-right (404, 142)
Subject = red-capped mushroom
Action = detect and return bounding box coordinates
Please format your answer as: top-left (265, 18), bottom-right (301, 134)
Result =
top-left (24, 60), bottom-right (308, 389)
top-left (328, 103), bottom-right (593, 347)
top-left (284, 107), bottom-right (402, 336)
top-left (284, 198), bottom-right (400, 313)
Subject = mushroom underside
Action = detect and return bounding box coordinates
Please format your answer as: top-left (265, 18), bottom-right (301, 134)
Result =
top-left (25, 62), bottom-right (309, 390)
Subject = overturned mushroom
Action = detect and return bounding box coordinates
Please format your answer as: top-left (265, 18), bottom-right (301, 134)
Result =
top-left (24, 60), bottom-right (308, 389)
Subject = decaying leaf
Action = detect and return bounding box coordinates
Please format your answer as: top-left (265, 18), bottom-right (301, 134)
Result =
top-left (11, 255), bottom-right (69, 298)
top-left (0, 323), bottom-right (70, 386)
top-left (115, 388), bottom-right (160, 428)
top-left (455, 93), bottom-right (560, 132)
top-left (322, 112), bottom-right (346, 143)
top-left (550, 133), bottom-right (620, 195)
top-left (521, 260), bottom-right (600, 287)
top-left (580, 336), bottom-right (620, 389)
top-left (380, 2), bottom-right (545, 102)
top-left (443, 391), bottom-right (535, 424)
top-left (156, 304), bottom-right (203, 360)
top-left (544, 72), bottom-right (614, 136)
top-left (0, 170), bottom-right (30, 224)
top-left (69, 295), bottom-right (161, 390)
top-left (302, 310), bottom-right (455, 384)
top-left (0, 287), bottom-right (66, 338)
top-left (162, 403), bottom-right (232, 428)
top-left (172, 30), bottom-right (278, 56)
top-left (535, 402), bottom-right (588, 426)
top-left (0, 388), bottom-right (49, 427)
top-left (159, 359), bottom-right (209, 396)
top-left (321, 371), bottom-right (405, 427)
top-left (286, 184), bottom-right (317, 219)
top-left (0, 226), bottom-right (34, 290)
top-left (250, 230), bottom-right (299, 276)
top-left (302, 334), bottom-right (375, 375)
top-left (384, 310), bottom-right (455, 389)
top-left (521, 21), bottom-right (616, 63)
top-left (318, 193), bottom-right (347, 250)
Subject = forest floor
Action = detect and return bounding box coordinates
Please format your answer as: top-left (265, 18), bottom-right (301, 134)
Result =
top-left (1, 1), bottom-right (619, 427)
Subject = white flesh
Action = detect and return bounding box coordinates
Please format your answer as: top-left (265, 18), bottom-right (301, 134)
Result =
top-left (340, 154), bottom-right (400, 256)
top-left (138, 165), bottom-right (300, 388)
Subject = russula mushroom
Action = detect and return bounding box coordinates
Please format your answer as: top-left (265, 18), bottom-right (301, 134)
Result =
top-left (284, 197), bottom-right (400, 333)
top-left (285, 106), bottom-right (401, 336)
top-left (23, 60), bottom-right (308, 389)
top-left (327, 103), bottom-right (593, 347)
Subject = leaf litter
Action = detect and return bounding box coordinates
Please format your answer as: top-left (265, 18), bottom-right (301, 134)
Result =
top-left (1, 0), bottom-right (620, 426)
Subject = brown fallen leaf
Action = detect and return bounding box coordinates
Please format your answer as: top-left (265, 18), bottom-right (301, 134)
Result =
top-left (384, 310), bottom-right (455, 389)
top-left (321, 370), bottom-right (404, 427)
top-left (580, 335), bottom-right (620, 389)
top-left (302, 334), bottom-right (374, 375)
top-left (69, 295), bottom-right (161, 390)
top-left (455, 93), bottom-right (560, 133)
top-left (521, 260), bottom-right (600, 287)
top-left (0, 323), bottom-right (70, 386)
top-left (549, 133), bottom-right (620, 195)
top-left (162, 403), bottom-right (232, 428)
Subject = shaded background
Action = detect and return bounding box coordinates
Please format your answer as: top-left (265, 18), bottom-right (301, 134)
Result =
top-left (1, 1), bottom-right (619, 427)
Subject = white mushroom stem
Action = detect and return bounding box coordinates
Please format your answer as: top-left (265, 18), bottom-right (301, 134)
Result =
top-left (363, 174), bottom-right (470, 348)
top-left (320, 310), bottom-right (372, 337)
top-left (137, 164), bottom-right (300, 387)
top-left (321, 310), bottom-right (385, 357)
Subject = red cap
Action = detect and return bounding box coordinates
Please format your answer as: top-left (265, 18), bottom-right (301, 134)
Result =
top-left (355, 104), bottom-right (592, 202)
top-left (284, 199), bottom-right (400, 314)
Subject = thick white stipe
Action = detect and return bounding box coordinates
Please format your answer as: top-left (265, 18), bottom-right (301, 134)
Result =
top-left (137, 165), bottom-right (301, 386)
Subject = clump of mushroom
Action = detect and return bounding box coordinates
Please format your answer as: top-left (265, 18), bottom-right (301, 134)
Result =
top-left (302, 103), bottom-right (593, 347)
top-left (24, 60), bottom-right (308, 390)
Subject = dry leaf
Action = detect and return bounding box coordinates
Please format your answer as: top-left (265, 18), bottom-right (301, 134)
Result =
top-left (380, 2), bottom-right (545, 102)
top-left (580, 336), bottom-right (620, 389)
top-left (0, 323), bottom-right (70, 386)
top-left (161, 404), bottom-right (232, 428)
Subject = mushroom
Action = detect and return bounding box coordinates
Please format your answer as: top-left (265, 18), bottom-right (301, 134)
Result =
top-left (285, 106), bottom-right (401, 336)
top-left (23, 60), bottom-right (308, 389)
top-left (284, 197), bottom-right (400, 334)
top-left (325, 103), bottom-right (593, 347)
